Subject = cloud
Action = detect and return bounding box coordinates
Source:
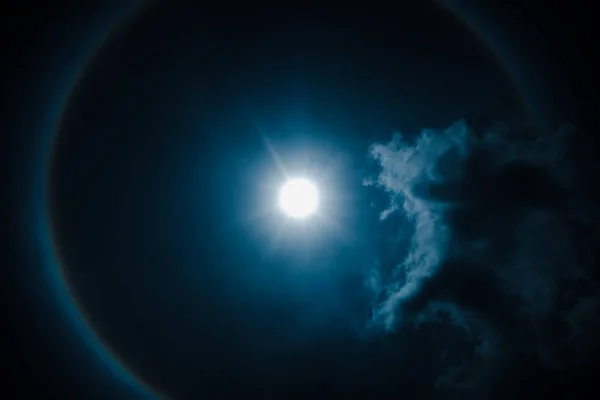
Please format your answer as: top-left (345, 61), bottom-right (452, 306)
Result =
top-left (365, 119), bottom-right (600, 393)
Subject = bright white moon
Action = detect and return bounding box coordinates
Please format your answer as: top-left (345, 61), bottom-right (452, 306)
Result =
top-left (279, 178), bottom-right (319, 219)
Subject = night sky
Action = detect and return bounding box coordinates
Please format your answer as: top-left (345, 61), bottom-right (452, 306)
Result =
top-left (6, 1), bottom-right (600, 399)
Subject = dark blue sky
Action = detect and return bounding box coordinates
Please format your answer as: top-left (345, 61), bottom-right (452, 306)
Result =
top-left (7, 1), bottom-right (600, 399)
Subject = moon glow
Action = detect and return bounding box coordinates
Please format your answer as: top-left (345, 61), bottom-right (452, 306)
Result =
top-left (278, 178), bottom-right (319, 219)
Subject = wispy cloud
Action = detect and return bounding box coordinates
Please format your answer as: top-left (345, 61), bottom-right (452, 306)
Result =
top-left (365, 119), bottom-right (600, 393)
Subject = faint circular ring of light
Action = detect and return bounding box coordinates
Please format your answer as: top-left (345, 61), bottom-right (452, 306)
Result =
top-left (40, 3), bottom-right (534, 400)
top-left (43, 2), bottom-right (169, 399)
top-left (434, 0), bottom-right (540, 129)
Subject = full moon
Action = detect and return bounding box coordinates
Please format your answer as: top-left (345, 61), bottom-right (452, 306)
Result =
top-left (279, 178), bottom-right (319, 219)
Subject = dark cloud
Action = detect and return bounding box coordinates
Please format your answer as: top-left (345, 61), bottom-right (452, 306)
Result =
top-left (365, 120), bottom-right (600, 394)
